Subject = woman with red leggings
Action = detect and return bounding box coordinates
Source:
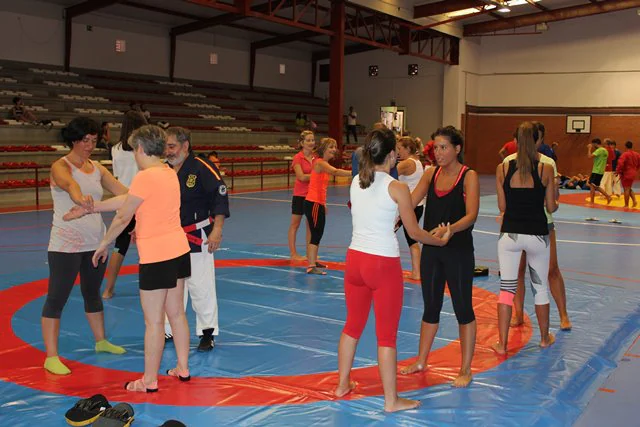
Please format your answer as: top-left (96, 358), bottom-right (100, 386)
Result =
top-left (334, 128), bottom-right (451, 412)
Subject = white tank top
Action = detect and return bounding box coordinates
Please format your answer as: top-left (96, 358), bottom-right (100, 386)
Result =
top-left (399, 158), bottom-right (425, 207)
top-left (48, 158), bottom-right (106, 253)
top-left (349, 172), bottom-right (399, 257)
top-left (111, 142), bottom-right (138, 187)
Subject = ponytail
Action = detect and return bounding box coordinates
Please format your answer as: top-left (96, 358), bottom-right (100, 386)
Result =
top-left (516, 122), bottom-right (539, 181)
top-left (359, 128), bottom-right (396, 189)
top-left (358, 146), bottom-right (376, 189)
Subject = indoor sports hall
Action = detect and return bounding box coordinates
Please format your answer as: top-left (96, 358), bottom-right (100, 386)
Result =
top-left (0, 1), bottom-right (638, 426)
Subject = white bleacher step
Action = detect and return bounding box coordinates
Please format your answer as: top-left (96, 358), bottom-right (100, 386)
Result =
top-left (30, 68), bottom-right (78, 77)
top-left (0, 90), bottom-right (32, 97)
top-left (259, 145), bottom-right (294, 151)
top-left (44, 81), bottom-right (93, 89)
top-left (171, 92), bottom-right (206, 98)
top-left (0, 77), bottom-right (17, 83)
top-left (52, 145), bottom-right (70, 151)
top-left (157, 81), bottom-right (192, 88)
top-left (199, 114), bottom-right (236, 120)
top-left (73, 108), bottom-right (123, 115)
top-left (59, 94), bottom-right (109, 102)
top-left (217, 126), bottom-right (251, 132)
top-left (185, 103), bottom-right (221, 109)
top-left (0, 105), bottom-right (48, 112)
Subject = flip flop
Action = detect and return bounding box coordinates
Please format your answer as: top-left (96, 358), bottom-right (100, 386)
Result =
top-left (167, 368), bottom-right (191, 382)
top-left (609, 219), bottom-right (622, 224)
top-left (93, 403), bottom-right (135, 427)
top-left (584, 217), bottom-right (599, 222)
top-left (124, 377), bottom-right (158, 393)
top-left (307, 266), bottom-right (326, 275)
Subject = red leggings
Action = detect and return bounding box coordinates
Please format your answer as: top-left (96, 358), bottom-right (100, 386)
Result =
top-left (342, 249), bottom-right (403, 348)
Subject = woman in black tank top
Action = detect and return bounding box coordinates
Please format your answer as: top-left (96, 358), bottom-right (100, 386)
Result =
top-left (399, 126), bottom-right (480, 388)
top-left (493, 121), bottom-right (559, 356)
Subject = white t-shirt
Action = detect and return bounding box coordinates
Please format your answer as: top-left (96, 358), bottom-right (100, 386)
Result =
top-left (503, 153), bottom-right (556, 224)
top-left (111, 142), bottom-right (139, 187)
top-left (349, 172), bottom-right (399, 257)
top-left (347, 111), bottom-right (357, 126)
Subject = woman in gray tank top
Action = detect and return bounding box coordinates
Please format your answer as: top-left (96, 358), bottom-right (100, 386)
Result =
top-left (42, 117), bottom-right (129, 375)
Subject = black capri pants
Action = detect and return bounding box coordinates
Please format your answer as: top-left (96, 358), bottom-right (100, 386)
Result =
top-left (420, 245), bottom-right (475, 325)
top-left (303, 200), bottom-right (326, 246)
top-left (399, 205), bottom-right (425, 247)
top-left (114, 217), bottom-right (136, 256)
top-left (42, 251), bottom-right (106, 319)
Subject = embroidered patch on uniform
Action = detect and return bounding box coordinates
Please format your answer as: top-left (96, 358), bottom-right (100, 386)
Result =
top-left (186, 174), bottom-right (197, 188)
top-left (218, 185), bottom-right (227, 196)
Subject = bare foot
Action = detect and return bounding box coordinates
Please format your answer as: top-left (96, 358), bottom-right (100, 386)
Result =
top-left (510, 317), bottom-right (524, 327)
top-left (290, 255), bottom-right (307, 261)
top-left (102, 291), bottom-right (114, 299)
top-left (384, 397), bottom-right (421, 413)
top-left (334, 380), bottom-right (357, 398)
top-left (400, 362), bottom-right (425, 375)
top-left (560, 318), bottom-right (572, 331)
top-left (452, 371), bottom-right (473, 388)
top-left (540, 333), bottom-right (555, 348)
top-left (606, 196), bottom-right (612, 205)
top-left (491, 341), bottom-right (507, 356)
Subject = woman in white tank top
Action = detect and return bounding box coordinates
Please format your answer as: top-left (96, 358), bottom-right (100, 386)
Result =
top-left (396, 136), bottom-right (425, 280)
top-left (42, 117), bottom-right (129, 375)
top-left (335, 128), bottom-right (451, 413)
top-left (102, 110), bottom-right (147, 299)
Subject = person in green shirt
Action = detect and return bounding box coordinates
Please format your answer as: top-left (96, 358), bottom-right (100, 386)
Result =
top-left (587, 138), bottom-right (612, 204)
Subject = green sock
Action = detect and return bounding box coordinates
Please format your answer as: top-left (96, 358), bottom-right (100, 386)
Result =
top-left (95, 339), bottom-right (126, 355)
top-left (44, 356), bottom-right (71, 375)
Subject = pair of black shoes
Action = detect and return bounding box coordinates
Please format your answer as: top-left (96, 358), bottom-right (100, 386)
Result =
top-left (65, 394), bottom-right (133, 426)
top-left (165, 328), bottom-right (215, 352)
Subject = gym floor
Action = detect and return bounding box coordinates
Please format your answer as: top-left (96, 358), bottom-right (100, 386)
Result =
top-left (0, 177), bottom-right (638, 426)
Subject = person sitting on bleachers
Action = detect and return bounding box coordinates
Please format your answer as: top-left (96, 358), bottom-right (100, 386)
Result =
top-left (11, 97), bottom-right (38, 124)
top-left (140, 104), bottom-right (151, 121)
top-left (98, 122), bottom-right (111, 150)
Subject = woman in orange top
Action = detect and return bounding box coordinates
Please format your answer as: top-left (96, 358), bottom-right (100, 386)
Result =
top-left (304, 138), bottom-right (351, 274)
top-left (66, 125), bottom-right (191, 393)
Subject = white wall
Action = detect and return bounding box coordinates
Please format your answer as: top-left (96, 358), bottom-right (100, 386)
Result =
top-left (0, 0), bottom-right (311, 91)
top-left (442, 38), bottom-right (481, 127)
top-left (316, 48), bottom-right (444, 139)
top-left (254, 51), bottom-right (311, 93)
top-left (473, 9), bottom-right (640, 107)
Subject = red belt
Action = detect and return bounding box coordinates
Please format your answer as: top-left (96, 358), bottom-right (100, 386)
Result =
top-left (184, 217), bottom-right (213, 246)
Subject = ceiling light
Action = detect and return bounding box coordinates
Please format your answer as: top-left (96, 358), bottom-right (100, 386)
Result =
top-left (497, 6), bottom-right (511, 12)
top-left (507, 0), bottom-right (540, 5)
top-left (448, 6), bottom-right (494, 18)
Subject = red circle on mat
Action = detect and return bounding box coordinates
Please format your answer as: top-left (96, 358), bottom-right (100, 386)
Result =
top-left (0, 258), bottom-right (531, 407)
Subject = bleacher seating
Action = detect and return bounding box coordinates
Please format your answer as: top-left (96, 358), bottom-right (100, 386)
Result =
top-left (0, 60), bottom-right (339, 207)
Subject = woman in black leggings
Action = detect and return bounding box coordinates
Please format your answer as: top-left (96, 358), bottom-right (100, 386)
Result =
top-left (400, 126), bottom-right (479, 388)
